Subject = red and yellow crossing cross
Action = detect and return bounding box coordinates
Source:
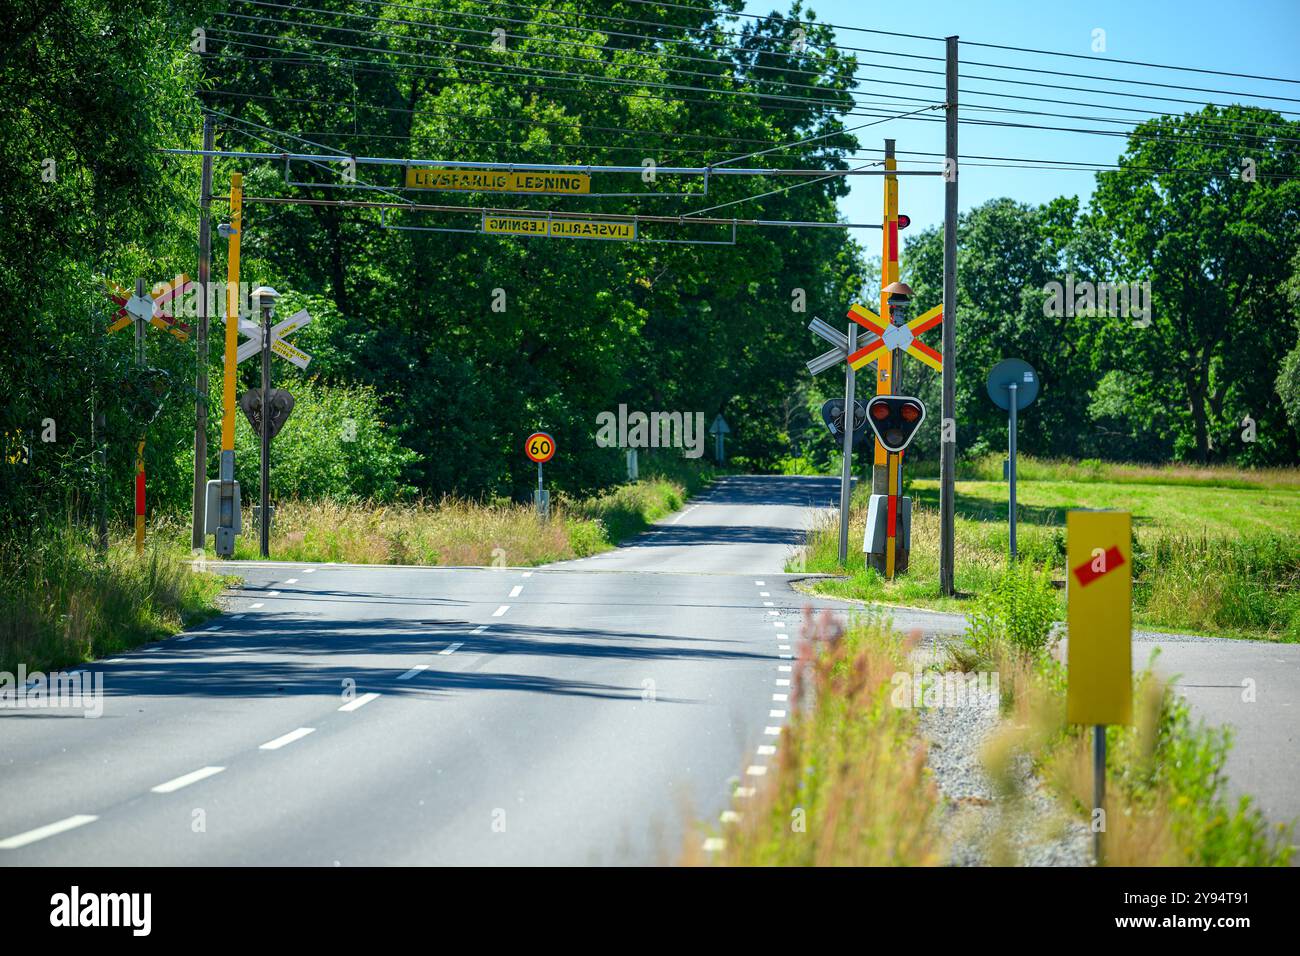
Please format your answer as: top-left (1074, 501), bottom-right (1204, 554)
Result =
top-left (844, 302), bottom-right (944, 373)
top-left (105, 276), bottom-right (194, 341)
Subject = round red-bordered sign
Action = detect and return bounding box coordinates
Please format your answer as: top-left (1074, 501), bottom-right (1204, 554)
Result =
top-left (524, 431), bottom-right (556, 464)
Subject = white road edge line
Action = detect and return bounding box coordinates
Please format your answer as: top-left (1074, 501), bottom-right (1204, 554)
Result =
top-left (338, 692), bottom-right (380, 713)
top-left (151, 766), bottom-right (225, 794)
top-left (260, 727), bottom-right (316, 750)
top-left (397, 665), bottom-right (429, 680)
top-left (0, 814), bottom-right (99, 850)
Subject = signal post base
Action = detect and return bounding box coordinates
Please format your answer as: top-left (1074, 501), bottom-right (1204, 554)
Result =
top-left (864, 493), bottom-right (912, 576)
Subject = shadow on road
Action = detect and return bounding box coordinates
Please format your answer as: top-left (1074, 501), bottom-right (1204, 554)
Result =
top-left (53, 614), bottom-right (776, 705)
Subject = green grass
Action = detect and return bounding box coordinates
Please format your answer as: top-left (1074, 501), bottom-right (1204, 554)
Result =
top-left (0, 515), bottom-right (227, 675)
top-left (797, 459), bottom-right (1300, 642)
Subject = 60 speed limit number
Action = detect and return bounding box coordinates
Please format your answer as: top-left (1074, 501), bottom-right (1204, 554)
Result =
top-left (524, 432), bottom-right (556, 464)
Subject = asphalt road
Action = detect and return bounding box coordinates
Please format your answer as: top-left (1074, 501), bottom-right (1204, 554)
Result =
top-left (1, 474), bottom-right (1294, 864)
top-left (0, 477), bottom-right (841, 865)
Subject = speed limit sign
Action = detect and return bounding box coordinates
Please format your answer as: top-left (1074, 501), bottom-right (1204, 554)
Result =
top-left (524, 431), bottom-right (556, 464)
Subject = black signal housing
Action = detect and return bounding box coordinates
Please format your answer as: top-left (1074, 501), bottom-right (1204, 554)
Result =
top-left (865, 395), bottom-right (926, 452)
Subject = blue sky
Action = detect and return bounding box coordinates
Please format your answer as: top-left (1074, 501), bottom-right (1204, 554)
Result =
top-left (738, 0), bottom-right (1300, 233)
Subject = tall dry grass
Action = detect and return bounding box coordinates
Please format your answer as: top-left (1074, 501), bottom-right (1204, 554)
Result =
top-left (231, 497), bottom-right (582, 566)
top-left (970, 637), bottom-right (1292, 866)
top-left (687, 609), bottom-right (943, 866)
top-left (225, 476), bottom-right (699, 566)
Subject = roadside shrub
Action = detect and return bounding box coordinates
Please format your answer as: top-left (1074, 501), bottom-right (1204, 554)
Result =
top-left (965, 559), bottom-right (1057, 660)
top-left (233, 380), bottom-right (418, 503)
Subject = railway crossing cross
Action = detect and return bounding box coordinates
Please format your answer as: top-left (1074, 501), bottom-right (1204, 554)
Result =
top-left (104, 275), bottom-right (195, 554)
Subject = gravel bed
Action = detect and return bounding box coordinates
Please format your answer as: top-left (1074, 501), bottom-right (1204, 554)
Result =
top-left (915, 649), bottom-right (1092, 867)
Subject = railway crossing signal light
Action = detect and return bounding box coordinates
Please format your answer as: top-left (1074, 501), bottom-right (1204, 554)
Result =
top-left (897, 214), bottom-right (911, 230)
top-left (866, 395), bottom-right (925, 453)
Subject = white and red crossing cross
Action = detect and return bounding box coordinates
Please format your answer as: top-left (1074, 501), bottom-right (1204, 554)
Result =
top-left (845, 301), bottom-right (944, 373)
top-left (105, 275), bottom-right (194, 341)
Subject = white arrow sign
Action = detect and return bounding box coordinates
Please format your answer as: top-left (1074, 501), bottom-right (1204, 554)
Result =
top-left (232, 308), bottom-right (313, 368)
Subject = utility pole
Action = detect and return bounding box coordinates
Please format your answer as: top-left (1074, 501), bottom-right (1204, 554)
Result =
top-left (837, 321), bottom-right (858, 564)
top-left (939, 36), bottom-right (959, 597)
top-left (191, 114), bottom-right (215, 550)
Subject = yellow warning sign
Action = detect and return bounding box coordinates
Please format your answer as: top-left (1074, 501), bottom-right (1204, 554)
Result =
top-left (1066, 510), bottom-right (1133, 725)
top-left (482, 215), bottom-right (549, 237)
top-left (405, 168), bottom-right (591, 194)
top-left (482, 215), bottom-right (636, 241)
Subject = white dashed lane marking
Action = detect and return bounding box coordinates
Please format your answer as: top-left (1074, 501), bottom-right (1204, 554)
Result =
top-left (259, 727), bottom-right (315, 750)
top-left (439, 642), bottom-right (463, 656)
top-left (509, 585), bottom-right (523, 598)
top-left (151, 766), bottom-right (225, 794)
top-left (284, 578), bottom-right (298, 584)
top-left (492, 605), bottom-right (510, 617)
top-left (773, 693), bottom-right (788, 702)
top-left (769, 709), bottom-right (786, 718)
top-left (250, 602), bottom-right (264, 609)
top-left (472, 625), bottom-right (489, 635)
top-left (0, 814), bottom-right (98, 850)
top-left (746, 765), bottom-right (767, 776)
top-left (398, 665), bottom-right (428, 681)
top-left (338, 692), bottom-right (380, 713)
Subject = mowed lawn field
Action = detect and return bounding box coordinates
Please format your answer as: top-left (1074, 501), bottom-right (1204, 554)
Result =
top-left (799, 463), bottom-right (1300, 642)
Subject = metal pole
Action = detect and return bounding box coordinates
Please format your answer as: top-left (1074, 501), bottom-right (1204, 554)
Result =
top-left (259, 301), bottom-right (271, 559)
top-left (837, 323), bottom-right (858, 565)
top-left (939, 35), bottom-right (959, 596)
top-left (1008, 383), bottom-right (1018, 561)
top-left (216, 173), bottom-right (243, 559)
top-left (1093, 724), bottom-right (1106, 865)
top-left (133, 278), bottom-right (146, 557)
top-left (192, 115), bottom-right (215, 550)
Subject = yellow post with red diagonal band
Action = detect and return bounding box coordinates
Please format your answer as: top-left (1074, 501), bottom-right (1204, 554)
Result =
top-left (221, 173), bottom-right (243, 453)
top-left (876, 150), bottom-right (900, 467)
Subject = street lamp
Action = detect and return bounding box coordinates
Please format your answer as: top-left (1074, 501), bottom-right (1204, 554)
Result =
top-left (251, 286), bottom-right (280, 558)
top-left (883, 281), bottom-right (913, 392)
